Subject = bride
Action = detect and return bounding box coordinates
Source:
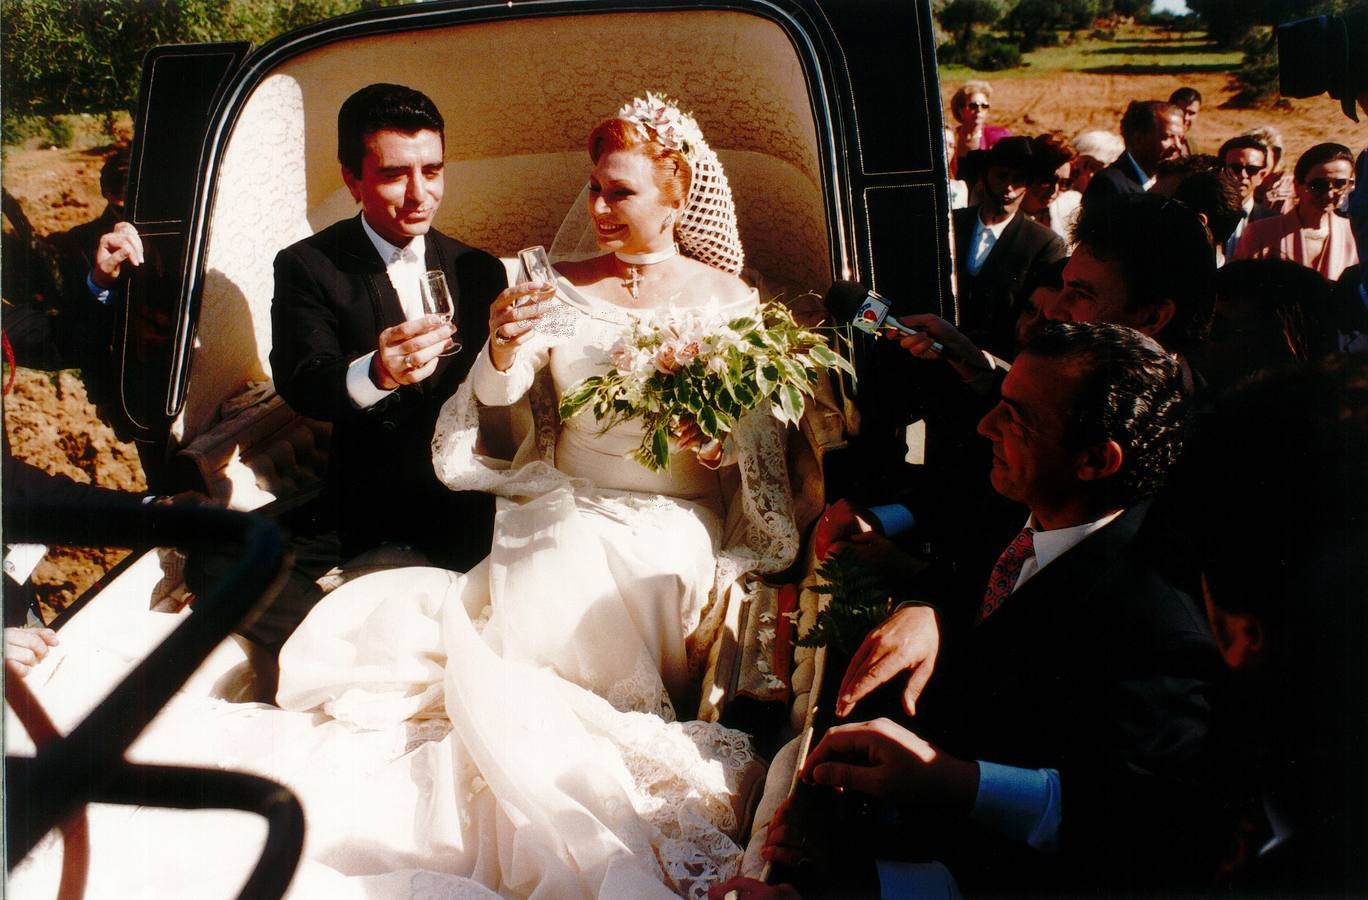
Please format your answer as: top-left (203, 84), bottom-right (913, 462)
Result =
top-left (12, 95), bottom-right (799, 900)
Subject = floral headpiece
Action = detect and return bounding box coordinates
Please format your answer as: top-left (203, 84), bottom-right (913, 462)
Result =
top-left (617, 93), bottom-right (705, 164)
top-left (606, 92), bottom-right (744, 276)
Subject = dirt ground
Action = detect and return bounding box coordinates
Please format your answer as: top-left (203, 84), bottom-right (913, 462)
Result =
top-left (2, 66), bottom-right (1364, 619)
top-left (4, 117), bottom-right (144, 617)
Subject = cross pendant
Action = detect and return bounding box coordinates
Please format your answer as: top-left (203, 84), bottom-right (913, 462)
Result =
top-left (625, 266), bottom-right (642, 299)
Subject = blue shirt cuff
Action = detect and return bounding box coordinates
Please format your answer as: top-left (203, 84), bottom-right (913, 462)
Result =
top-left (877, 860), bottom-right (962, 899)
top-left (866, 504), bottom-right (916, 538)
top-left (86, 271), bottom-right (112, 306)
top-left (971, 761), bottom-right (1061, 852)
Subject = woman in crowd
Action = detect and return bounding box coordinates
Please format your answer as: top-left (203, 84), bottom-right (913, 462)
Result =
top-left (1020, 132), bottom-right (1081, 242)
top-left (1246, 125), bottom-right (1296, 216)
top-left (1069, 130), bottom-right (1124, 195)
top-left (948, 80), bottom-right (1010, 177)
top-left (1234, 142), bottom-right (1358, 282)
top-left (944, 127), bottom-right (969, 208)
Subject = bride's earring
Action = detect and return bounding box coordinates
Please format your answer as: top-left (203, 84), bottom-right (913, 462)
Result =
top-left (661, 210), bottom-right (675, 234)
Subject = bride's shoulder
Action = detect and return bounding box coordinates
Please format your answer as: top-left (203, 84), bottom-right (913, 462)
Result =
top-left (678, 257), bottom-right (754, 306)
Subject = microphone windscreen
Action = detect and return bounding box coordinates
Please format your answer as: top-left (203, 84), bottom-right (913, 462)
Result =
top-left (824, 280), bottom-right (873, 320)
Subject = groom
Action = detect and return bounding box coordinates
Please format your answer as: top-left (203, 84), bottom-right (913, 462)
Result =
top-left (270, 83), bottom-right (506, 572)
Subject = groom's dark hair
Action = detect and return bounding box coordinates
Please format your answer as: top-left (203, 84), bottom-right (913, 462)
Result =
top-left (337, 83), bottom-right (445, 176)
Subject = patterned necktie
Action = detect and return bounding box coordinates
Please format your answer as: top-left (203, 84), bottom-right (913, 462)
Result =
top-left (978, 527), bottom-right (1035, 622)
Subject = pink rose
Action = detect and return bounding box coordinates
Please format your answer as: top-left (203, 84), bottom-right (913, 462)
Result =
top-left (654, 343), bottom-right (683, 375)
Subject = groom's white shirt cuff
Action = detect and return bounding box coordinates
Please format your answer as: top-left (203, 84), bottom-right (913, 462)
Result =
top-left (347, 353), bottom-right (394, 409)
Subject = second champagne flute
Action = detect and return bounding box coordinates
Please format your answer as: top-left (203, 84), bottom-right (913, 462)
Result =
top-left (420, 269), bottom-right (460, 356)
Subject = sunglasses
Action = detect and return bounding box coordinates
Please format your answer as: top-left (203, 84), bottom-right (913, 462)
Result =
top-left (966, 102), bottom-right (990, 111)
top-left (1305, 177), bottom-right (1351, 194)
top-left (1226, 163), bottom-right (1264, 178)
top-left (1035, 176), bottom-right (1073, 189)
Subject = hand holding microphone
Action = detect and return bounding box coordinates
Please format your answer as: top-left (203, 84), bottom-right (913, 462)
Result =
top-left (826, 282), bottom-right (1001, 376)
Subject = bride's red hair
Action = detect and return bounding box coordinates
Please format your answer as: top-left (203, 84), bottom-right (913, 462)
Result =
top-left (588, 118), bottom-right (691, 208)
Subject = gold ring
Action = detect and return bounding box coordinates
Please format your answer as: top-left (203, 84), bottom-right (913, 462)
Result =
top-left (406, 353), bottom-right (418, 368)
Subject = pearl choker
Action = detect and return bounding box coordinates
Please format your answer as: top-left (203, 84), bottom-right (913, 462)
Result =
top-left (615, 245), bottom-right (678, 266)
top-left (615, 245), bottom-right (678, 299)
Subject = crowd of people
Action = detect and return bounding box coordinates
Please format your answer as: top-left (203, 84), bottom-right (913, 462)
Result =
top-left (712, 64), bottom-right (1367, 899)
top-left (3, 22), bottom-right (1366, 900)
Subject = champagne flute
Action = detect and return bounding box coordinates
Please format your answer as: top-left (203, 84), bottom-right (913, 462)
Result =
top-left (420, 270), bottom-right (460, 356)
top-left (517, 245), bottom-right (577, 339)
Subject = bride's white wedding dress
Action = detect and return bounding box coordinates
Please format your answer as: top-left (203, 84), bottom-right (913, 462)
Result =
top-left (10, 285), bottom-right (800, 899)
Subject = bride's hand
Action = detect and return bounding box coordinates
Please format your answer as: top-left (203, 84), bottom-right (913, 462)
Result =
top-left (488, 281), bottom-right (555, 371)
top-left (671, 419), bottom-right (726, 469)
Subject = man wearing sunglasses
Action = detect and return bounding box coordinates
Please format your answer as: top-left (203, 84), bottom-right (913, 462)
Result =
top-left (1216, 135), bottom-right (1279, 262)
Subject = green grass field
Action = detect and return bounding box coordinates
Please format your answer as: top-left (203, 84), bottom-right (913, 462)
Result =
top-left (939, 27), bottom-right (1243, 80)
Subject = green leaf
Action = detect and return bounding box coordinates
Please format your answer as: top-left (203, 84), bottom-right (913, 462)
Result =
top-left (698, 404), bottom-right (719, 438)
top-left (757, 363), bottom-right (778, 396)
top-left (779, 383), bottom-right (804, 425)
top-left (732, 381), bottom-right (757, 407)
top-left (559, 376), bottom-right (604, 419)
top-left (811, 343), bottom-right (857, 377)
top-left (796, 550), bottom-right (892, 653)
top-left (651, 426), bottom-right (670, 471)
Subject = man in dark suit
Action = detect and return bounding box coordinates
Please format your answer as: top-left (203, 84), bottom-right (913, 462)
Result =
top-left (269, 83), bottom-right (506, 570)
top-left (768, 324), bottom-right (1223, 894)
top-left (1082, 100), bottom-right (1185, 204)
top-left (952, 136), bottom-right (1067, 359)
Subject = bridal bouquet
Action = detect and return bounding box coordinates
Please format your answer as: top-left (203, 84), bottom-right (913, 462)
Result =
top-left (559, 301), bottom-right (854, 471)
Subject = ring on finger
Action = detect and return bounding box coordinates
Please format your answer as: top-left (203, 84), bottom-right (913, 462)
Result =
top-left (406, 352), bottom-right (419, 369)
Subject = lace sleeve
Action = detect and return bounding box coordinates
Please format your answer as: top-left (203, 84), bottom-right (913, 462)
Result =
top-left (432, 365), bottom-right (576, 499)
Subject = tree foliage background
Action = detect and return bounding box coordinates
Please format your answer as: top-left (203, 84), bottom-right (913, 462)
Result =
top-left (1183, 0), bottom-right (1352, 100)
top-left (2, 0), bottom-right (408, 123)
top-left (933, 0), bottom-right (1155, 68)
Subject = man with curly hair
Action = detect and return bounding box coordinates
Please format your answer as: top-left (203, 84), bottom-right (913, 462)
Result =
top-left (764, 323), bottom-right (1223, 896)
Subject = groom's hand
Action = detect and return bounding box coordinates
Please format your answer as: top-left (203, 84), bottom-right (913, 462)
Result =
top-left (372, 315), bottom-right (455, 390)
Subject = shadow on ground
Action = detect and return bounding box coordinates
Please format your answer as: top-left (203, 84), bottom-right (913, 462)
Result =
top-left (1083, 63), bottom-right (1235, 75)
top-left (1089, 42), bottom-right (1224, 55)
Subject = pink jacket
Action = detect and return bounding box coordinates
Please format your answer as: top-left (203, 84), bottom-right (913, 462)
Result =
top-left (1233, 209), bottom-right (1359, 282)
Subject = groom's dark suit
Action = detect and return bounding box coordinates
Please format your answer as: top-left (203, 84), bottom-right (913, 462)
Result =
top-left (270, 214), bottom-right (506, 567)
top-left (911, 500), bottom-right (1225, 893)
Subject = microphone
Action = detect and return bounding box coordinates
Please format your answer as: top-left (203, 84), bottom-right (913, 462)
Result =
top-left (825, 281), bottom-right (946, 354)
top-left (824, 281), bottom-right (1002, 373)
